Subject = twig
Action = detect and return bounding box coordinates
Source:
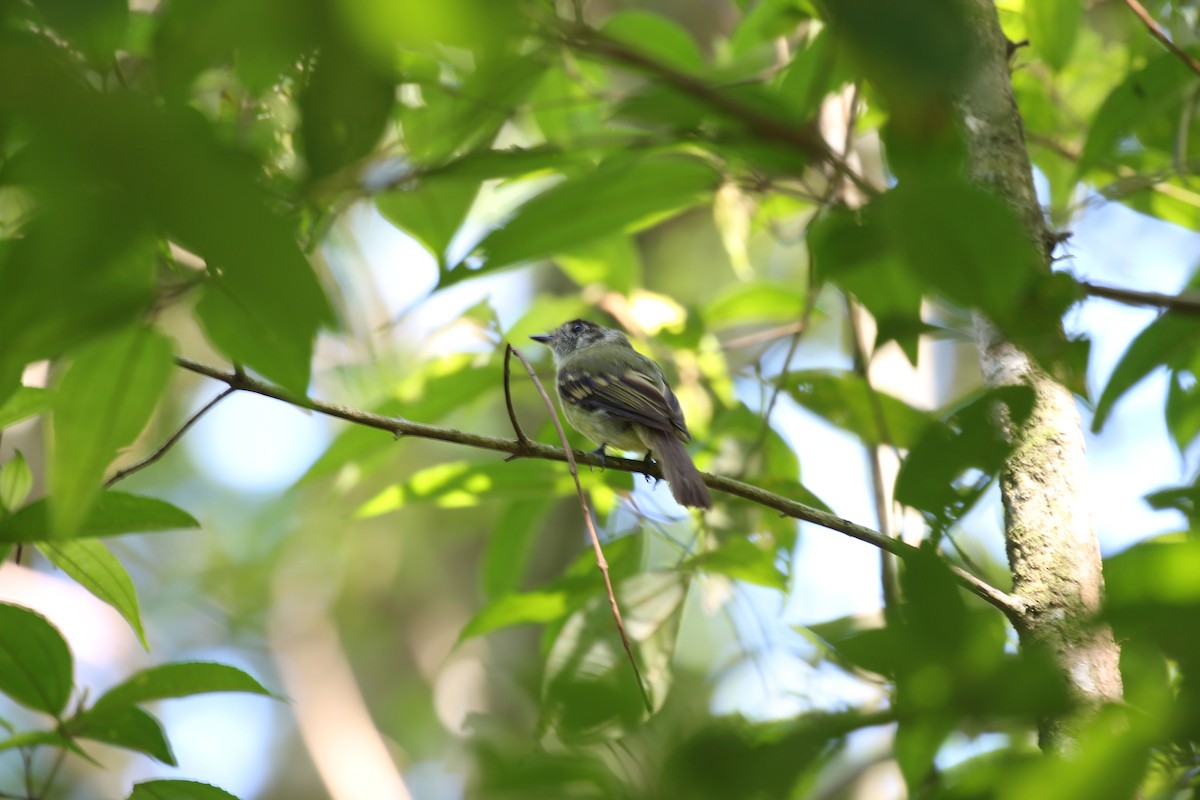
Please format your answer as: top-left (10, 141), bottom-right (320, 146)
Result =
top-left (501, 344), bottom-right (532, 459)
top-left (508, 345), bottom-right (653, 713)
top-left (1081, 280), bottom-right (1200, 315)
top-left (721, 320), bottom-right (808, 350)
top-left (104, 388), bottom-right (236, 488)
top-left (173, 356), bottom-right (1025, 622)
top-left (1121, 0), bottom-right (1200, 78)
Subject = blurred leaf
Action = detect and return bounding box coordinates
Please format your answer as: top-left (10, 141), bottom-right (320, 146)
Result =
top-left (460, 155), bottom-right (719, 284)
top-left (460, 589), bottom-right (575, 640)
top-left (1025, 0), bottom-right (1081, 72)
top-left (704, 281), bottom-right (806, 328)
top-left (0, 450), bottom-right (32, 513)
top-left (0, 491), bottom-right (199, 544)
top-left (50, 326), bottom-right (172, 538)
top-left (775, 28), bottom-right (837, 123)
top-left (541, 571), bottom-right (688, 742)
top-left (685, 537), bottom-right (787, 590)
top-left (1165, 369), bottom-right (1200, 453)
top-left (357, 460), bottom-right (573, 517)
top-left (0, 387), bottom-right (51, 429)
top-left (554, 236), bottom-right (642, 295)
top-left (32, 0), bottom-right (129, 63)
top-left (1079, 54), bottom-right (1194, 175)
top-left (1093, 313), bottom-right (1200, 432)
top-left (602, 10), bottom-right (705, 73)
top-left (0, 603), bottom-right (72, 716)
top-left (530, 62), bottom-right (608, 144)
top-left (40, 539), bottom-right (147, 649)
top-left (72, 705), bottom-right (175, 765)
top-left (0, 729), bottom-right (85, 756)
top-left (482, 497), bottom-right (554, 599)
top-left (785, 369), bottom-right (933, 448)
top-left (90, 662), bottom-right (273, 717)
top-left (300, 39), bottom-right (395, 180)
top-left (896, 386), bottom-right (1035, 539)
top-left (376, 174), bottom-right (481, 266)
top-left (129, 781), bottom-right (240, 800)
top-left (1105, 537), bottom-right (1200, 662)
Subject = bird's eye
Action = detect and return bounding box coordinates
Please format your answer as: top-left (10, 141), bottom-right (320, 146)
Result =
top-left (570, 322), bottom-right (585, 333)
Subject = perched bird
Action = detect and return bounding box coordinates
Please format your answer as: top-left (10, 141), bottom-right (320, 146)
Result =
top-left (530, 319), bottom-right (712, 509)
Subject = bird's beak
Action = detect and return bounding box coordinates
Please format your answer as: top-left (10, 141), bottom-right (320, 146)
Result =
top-left (529, 333), bottom-right (553, 343)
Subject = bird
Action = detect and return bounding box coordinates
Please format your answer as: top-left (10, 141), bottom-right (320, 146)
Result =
top-left (530, 319), bottom-right (712, 509)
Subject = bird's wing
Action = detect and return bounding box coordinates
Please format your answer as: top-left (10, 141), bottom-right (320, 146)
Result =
top-left (558, 350), bottom-right (691, 441)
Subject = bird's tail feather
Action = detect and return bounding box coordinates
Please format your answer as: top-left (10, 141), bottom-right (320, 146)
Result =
top-left (641, 429), bottom-right (712, 510)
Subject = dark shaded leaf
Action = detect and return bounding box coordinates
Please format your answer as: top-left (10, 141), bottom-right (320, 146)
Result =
top-left (129, 780), bottom-right (240, 800)
top-left (785, 369), bottom-right (932, 448)
top-left (1093, 313), bottom-right (1200, 432)
top-left (300, 40), bottom-right (395, 179)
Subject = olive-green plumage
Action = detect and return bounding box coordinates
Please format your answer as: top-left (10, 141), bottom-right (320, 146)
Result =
top-left (531, 319), bottom-right (712, 509)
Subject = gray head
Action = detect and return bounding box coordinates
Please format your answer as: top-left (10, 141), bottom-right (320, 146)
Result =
top-left (530, 319), bottom-right (632, 363)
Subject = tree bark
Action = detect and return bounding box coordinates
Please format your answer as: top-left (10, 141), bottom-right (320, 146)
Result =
top-left (959, 0), bottom-right (1124, 751)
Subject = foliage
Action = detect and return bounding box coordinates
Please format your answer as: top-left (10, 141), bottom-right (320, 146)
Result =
top-left (0, 0), bottom-right (1199, 797)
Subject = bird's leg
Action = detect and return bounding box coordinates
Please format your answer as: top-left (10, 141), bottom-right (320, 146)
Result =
top-left (589, 444), bottom-right (608, 471)
top-left (641, 450), bottom-right (660, 486)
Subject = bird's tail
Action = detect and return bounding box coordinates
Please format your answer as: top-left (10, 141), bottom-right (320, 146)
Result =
top-left (641, 429), bottom-right (712, 510)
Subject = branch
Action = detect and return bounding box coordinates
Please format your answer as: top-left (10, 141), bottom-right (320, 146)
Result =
top-left (1081, 280), bottom-right (1200, 315)
top-left (173, 356), bottom-right (1025, 622)
top-left (1121, 0), bottom-right (1200, 78)
top-left (104, 387), bottom-right (236, 488)
top-left (508, 345), bottom-right (652, 712)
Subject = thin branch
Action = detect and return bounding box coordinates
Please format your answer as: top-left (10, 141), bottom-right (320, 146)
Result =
top-left (1081, 280), bottom-right (1200, 315)
top-left (173, 356), bottom-right (1025, 621)
top-left (104, 388), bottom-right (236, 488)
top-left (508, 345), bottom-right (653, 713)
top-left (1122, 0), bottom-right (1200, 78)
top-left (501, 344), bottom-right (532, 457)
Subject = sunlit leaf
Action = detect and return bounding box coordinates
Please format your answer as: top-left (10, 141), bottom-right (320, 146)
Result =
top-left (0, 387), bottom-right (51, 430)
top-left (89, 662), bottom-right (273, 716)
top-left (0, 603), bottom-right (72, 716)
top-left (40, 539), bottom-right (147, 649)
top-left (0, 492), bottom-right (199, 544)
top-left (785, 369), bottom-right (932, 448)
top-left (1025, 0), bottom-right (1081, 72)
top-left (0, 451), bottom-right (32, 513)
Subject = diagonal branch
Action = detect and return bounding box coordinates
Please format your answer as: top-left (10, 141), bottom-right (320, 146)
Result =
top-left (1081, 280), bottom-right (1200, 315)
top-left (1121, 0), bottom-right (1200, 78)
top-left (173, 355), bottom-right (1025, 622)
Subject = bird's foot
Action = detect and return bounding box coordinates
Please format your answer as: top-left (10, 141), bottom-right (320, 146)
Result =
top-left (589, 444), bottom-right (609, 472)
top-left (641, 451), bottom-right (660, 486)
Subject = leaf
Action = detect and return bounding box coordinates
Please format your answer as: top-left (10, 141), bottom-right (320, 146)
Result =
top-left (785, 369), bottom-right (932, 448)
top-left (704, 281), bottom-right (806, 328)
top-left (1093, 313), bottom-right (1200, 431)
top-left (602, 10), bottom-right (705, 73)
top-left (481, 497), bottom-right (554, 599)
top-left (1025, 0), bottom-right (1081, 72)
top-left (356, 460), bottom-right (572, 517)
top-left (89, 662), bottom-right (273, 717)
top-left (375, 174), bottom-right (481, 266)
top-left (0, 603), bottom-right (73, 716)
top-left (1165, 369), bottom-right (1200, 453)
top-left (684, 538), bottom-right (788, 590)
top-left (0, 451), bottom-right (32, 513)
top-left (1079, 54), bottom-right (1195, 175)
top-left (0, 492), bottom-right (199, 544)
top-left (72, 705), bottom-right (175, 765)
top-left (460, 589), bottom-right (575, 641)
top-left (0, 387), bottom-right (52, 429)
top-left (50, 326), bottom-right (173, 538)
top-left (0, 729), bottom-right (83, 755)
top-left (554, 236), bottom-right (642, 295)
top-left (541, 571), bottom-right (688, 742)
top-left (459, 155), bottom-right (719, 284)
top-left (34, 0), bottom-right (129, 63)
top-left (39, 540), bottom-right (148, 649)
top-left (129, 780), bottom-right (241, 800)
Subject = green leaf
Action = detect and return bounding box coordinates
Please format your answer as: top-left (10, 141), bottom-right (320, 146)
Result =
top-left (1165, 369), bottom-right (1200, 453)
top-left (89, 662), bottom-right (273, 717)
top-left (554, 236), bottom-right (642, 295)
top-left (0, 492), bottom-right (199, 544)
top-left (50, 326), bottom-right (173, 538)
top-left (774, 28), bottom-right (837, 123)
top-left (72, 705), bottom-right (175, 765)
top-left (785, 370), bottom-right (933, 448)
top-left (356, 460), bottom-right (573, 518)
top-left (704, 281), bottom-right (806, 328)
top-left (602, 10), bottom-right (705, 73)
top-left (481, 497), bottom-right (554, 599)
top-left (34, 0), bottom-right (129, 63)
top-left (460, 589), bottom-right (575, 640)
top-left (0, 603), bottom-right (73, 716)
top-left (1093, 313), bottom-right (1200, 432)
top-left (0, 387), bottom-right (52, 430)
top-left (376, 174), bottom-right (481, 266)
top-left (39, 540), bottom-right (147, 649)
top-left (1079, 54), bottom-right (1195, 175)
top-left (541, 571), bottom-right (688, 742)
top-left (0, 451), bottom-right (32, 513)
top-left (1025, 0), bottom-right (1081, 72)
top-left (299, 40), bottom-right (395, 180)
top-left (685, 538), bottom-right (788, 590)
top-left (0, 729), bottom-right (83, 755)
top-left (459, 155), bottom-right (719, 284)
top-left (129, 780), bottom-right (241, 800)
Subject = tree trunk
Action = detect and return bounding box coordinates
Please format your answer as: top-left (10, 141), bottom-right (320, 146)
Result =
top-left (959, 0), bottom-right (1124, 751)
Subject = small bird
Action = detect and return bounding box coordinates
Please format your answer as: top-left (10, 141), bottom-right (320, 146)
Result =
top-left (530, 319), bottom-right (712, 509)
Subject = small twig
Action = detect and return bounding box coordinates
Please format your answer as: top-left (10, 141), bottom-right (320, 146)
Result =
top-left (1121, 0), bottom-right (1200, 78)
top-left (173, 356), bottom-right (1025, 621)
top-left (1081, 280), bottom-right (1200, 315)
top-left (501, 344), bottom-right (532, 460)
top-left (104, 388), bottom-right (236, 488)
top-left (507, 345), bottom-right (653, 713)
